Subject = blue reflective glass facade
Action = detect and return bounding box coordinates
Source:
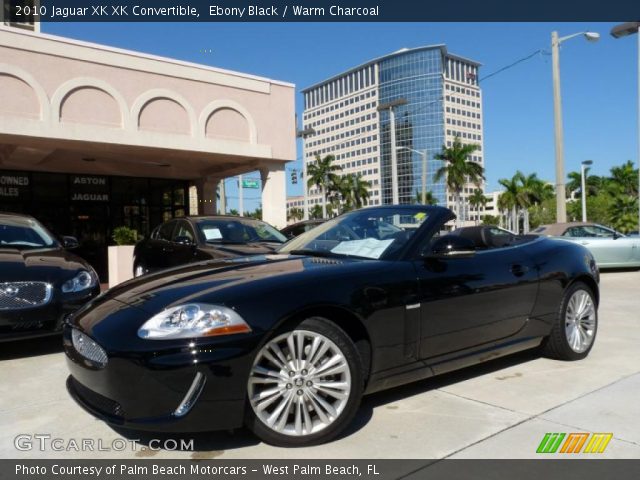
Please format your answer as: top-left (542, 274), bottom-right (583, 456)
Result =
top-left (378, 48), bottom-right (445, 205)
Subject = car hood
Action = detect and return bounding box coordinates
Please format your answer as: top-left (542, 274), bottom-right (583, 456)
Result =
top-left (92, 254), bottom-right (379, 316)
top-left (202, 241), bottom-right (282, 256)
top-left (0, 247), bottom-right (90, 283)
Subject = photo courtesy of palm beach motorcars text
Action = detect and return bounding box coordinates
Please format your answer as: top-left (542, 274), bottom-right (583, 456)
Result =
top-left (2, 0), bottom-right (640, 479)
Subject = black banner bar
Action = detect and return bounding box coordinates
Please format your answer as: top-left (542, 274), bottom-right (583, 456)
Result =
top-left (2, 460), bottom-right (640, 480)
top-left (5, 0), bottom-right (640, 22)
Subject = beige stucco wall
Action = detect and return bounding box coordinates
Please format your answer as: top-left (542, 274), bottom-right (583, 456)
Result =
top-left (0, 26), bottom-right (295, 227)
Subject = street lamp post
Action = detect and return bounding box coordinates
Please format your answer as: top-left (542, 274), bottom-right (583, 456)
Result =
top-left (238, 174), bottom-right (244, 216)
top-left (398, 146), bottom-right (428, 204)
top-left (296, 126), bottom-right (315, 220)
top-left (377, 98), bottom-right (408, 205)
top-left (581, 160), bottom-right (593, 222)
top-left (611, 22), bottom-right (640, 234)
top-left (551, 30), bottom-right (600, 224)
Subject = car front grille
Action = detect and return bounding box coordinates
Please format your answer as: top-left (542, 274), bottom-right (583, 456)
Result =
top-left (0, 282), bottom-right (53, 310)
top-left (69, 377), bottom-right (125, 419)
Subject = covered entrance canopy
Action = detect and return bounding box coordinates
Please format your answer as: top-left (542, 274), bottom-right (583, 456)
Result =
top-left (0, 26), bottom-right (295, 226)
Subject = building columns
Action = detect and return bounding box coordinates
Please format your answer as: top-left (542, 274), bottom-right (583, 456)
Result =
top-left (260, 162), bottom-right (286, 228)
top-left (194, 176), bottom-right (219, 215)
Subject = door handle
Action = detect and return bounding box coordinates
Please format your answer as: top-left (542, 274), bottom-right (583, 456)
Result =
top-left (510, 264), bottom-right (529, 277)
top-left (163, 247), bottom-right (174, 253)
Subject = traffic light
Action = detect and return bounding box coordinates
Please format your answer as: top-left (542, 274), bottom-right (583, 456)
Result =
top-left (291, 170), bottom-right (298, 184)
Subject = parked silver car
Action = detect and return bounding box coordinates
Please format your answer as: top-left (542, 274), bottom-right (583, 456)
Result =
top-left (534, 222), bottom-right (640, 268)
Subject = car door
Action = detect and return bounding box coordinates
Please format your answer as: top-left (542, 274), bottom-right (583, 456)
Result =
top-left (414, 236), bottom-right (539, 360)
top-left (563, 225), bottom-right (633, 266)
top-left (166, 219), bottom-right (198, 268)
top-left (147, 220), bottom-right (177, 270)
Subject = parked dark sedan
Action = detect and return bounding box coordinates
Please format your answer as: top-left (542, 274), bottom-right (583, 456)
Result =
top-left (64, 205), bottom-right (599, 446)
top-left (280, 219), bottom-right (324, 239)
top-left (0, 212), bottom-right (100, 341)
top-left (133, 216), bottom-right (287, 276)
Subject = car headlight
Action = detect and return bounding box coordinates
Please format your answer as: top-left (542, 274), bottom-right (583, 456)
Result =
top-left (62, 270), bottom-right (97, 293)
top-left (138, 303), bottom-right (251, 340)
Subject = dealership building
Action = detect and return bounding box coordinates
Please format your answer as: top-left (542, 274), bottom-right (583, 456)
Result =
top-left (0, 24), bottom-right (295, 280)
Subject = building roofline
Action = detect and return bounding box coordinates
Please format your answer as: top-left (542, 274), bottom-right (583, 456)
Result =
top-left (0, 25), bottom-right (295, 88)
top-left (301, 44), bottom-right (481, 93)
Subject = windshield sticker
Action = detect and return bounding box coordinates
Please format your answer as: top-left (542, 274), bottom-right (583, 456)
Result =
top-left (202, 227), bottom-right (223, 240)
top-left (330, 238), bottom-right (395, 259)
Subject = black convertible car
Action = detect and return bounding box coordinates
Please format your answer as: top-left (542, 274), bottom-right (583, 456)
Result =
top-left (0, 212), bottom-right (100, 341)
top-left (64, 206), bottom-right (599, 446)
top-left (133, 216), bottom-right (287, 276)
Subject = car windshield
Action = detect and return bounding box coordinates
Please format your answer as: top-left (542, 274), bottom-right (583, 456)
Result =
top-left (0, 217), bottom-right (58, 249)
top-left (196, 218), bottom-right (287, 244)
top-left (278, 207), bottom-right (430, 260)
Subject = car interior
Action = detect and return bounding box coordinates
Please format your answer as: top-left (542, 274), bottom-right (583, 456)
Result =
top-left (451, 226), bottom-right (537, 250)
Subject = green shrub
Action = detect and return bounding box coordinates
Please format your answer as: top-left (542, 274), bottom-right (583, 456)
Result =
top-left (112, 226), bottom-right (138, 245)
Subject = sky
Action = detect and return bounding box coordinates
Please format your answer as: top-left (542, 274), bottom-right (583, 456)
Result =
top-left (43, 22), bottom-right (639, 212)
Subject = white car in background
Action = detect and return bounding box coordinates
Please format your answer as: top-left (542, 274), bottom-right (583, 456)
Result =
top-left (534, 222), bottom-right (640, 269)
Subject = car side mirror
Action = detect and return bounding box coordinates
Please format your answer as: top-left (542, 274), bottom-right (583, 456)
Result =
top-left (174, 236), bottom-right (194, 246)
top-left (424, 235), bottom-right (476, 259)
top-left (61, 236), bottom-right (79, 250)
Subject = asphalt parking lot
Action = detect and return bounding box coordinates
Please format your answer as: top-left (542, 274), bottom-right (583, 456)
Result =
top-left (1, 270), bottom-right (639, 459)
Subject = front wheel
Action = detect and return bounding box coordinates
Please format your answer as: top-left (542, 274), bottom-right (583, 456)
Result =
top-left (245, 318), bottom-right (364, 447)
top-left (541, 281), bottom-right (598, 360)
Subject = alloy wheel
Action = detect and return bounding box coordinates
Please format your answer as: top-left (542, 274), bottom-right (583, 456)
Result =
top-left (565, 289), bottom-right (597, 353)
top-left (248, 330), bottom-right (352, 437)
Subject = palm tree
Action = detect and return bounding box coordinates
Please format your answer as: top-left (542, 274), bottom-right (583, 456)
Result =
top-left (307, 154), bottom-right (342, 219)
top-left (309, 204), bottom-right (323, 220)
top-left (413, 189), bottom-right (438, 205)
top-left (567, 169), bottom-right (602, 199)
top-left (347, 174), bottom-right (370, 210)
top-left (608, 160), bottom-right (638, 197)
top-left (468, 189), bottom-right (488, 225)
top-left (434, 137), bottom-right (484, 226)
top-left (610, 195), bottom-right (639, 233)
top-left (288, 207), bottom-right (303, 222)
top-left (498, 172), bottom-right (524, 233)
top-left (518, 173), bottom-right (553, 233)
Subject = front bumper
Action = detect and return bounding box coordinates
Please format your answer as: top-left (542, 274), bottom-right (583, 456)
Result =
top-left (63, 325), bottom-right (261, 432)
top-left (0, 288), bottom-right (99, 342)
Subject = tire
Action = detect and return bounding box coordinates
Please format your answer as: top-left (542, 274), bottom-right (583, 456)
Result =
top-left (541, 281), bottom-right (598, 360)
top-left (245, 317), bottom-right (364, 447)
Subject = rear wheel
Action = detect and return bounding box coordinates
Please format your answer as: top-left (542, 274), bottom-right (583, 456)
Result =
top-left (541, 281), bottom-right (598, 360)
top-left (245, 317), bottom-right (363, 447)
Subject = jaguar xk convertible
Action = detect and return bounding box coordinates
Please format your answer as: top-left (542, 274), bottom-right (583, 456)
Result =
top-left (64, 205), bottom-right (600, 446)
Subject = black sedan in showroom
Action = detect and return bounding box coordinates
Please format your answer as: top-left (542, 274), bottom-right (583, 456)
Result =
top-left (0, 212), bottom-right (100, 341)
top-left (64, 205), bottom-right (599, 446)
top-left (132, 215), bottom-right (287, 276)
